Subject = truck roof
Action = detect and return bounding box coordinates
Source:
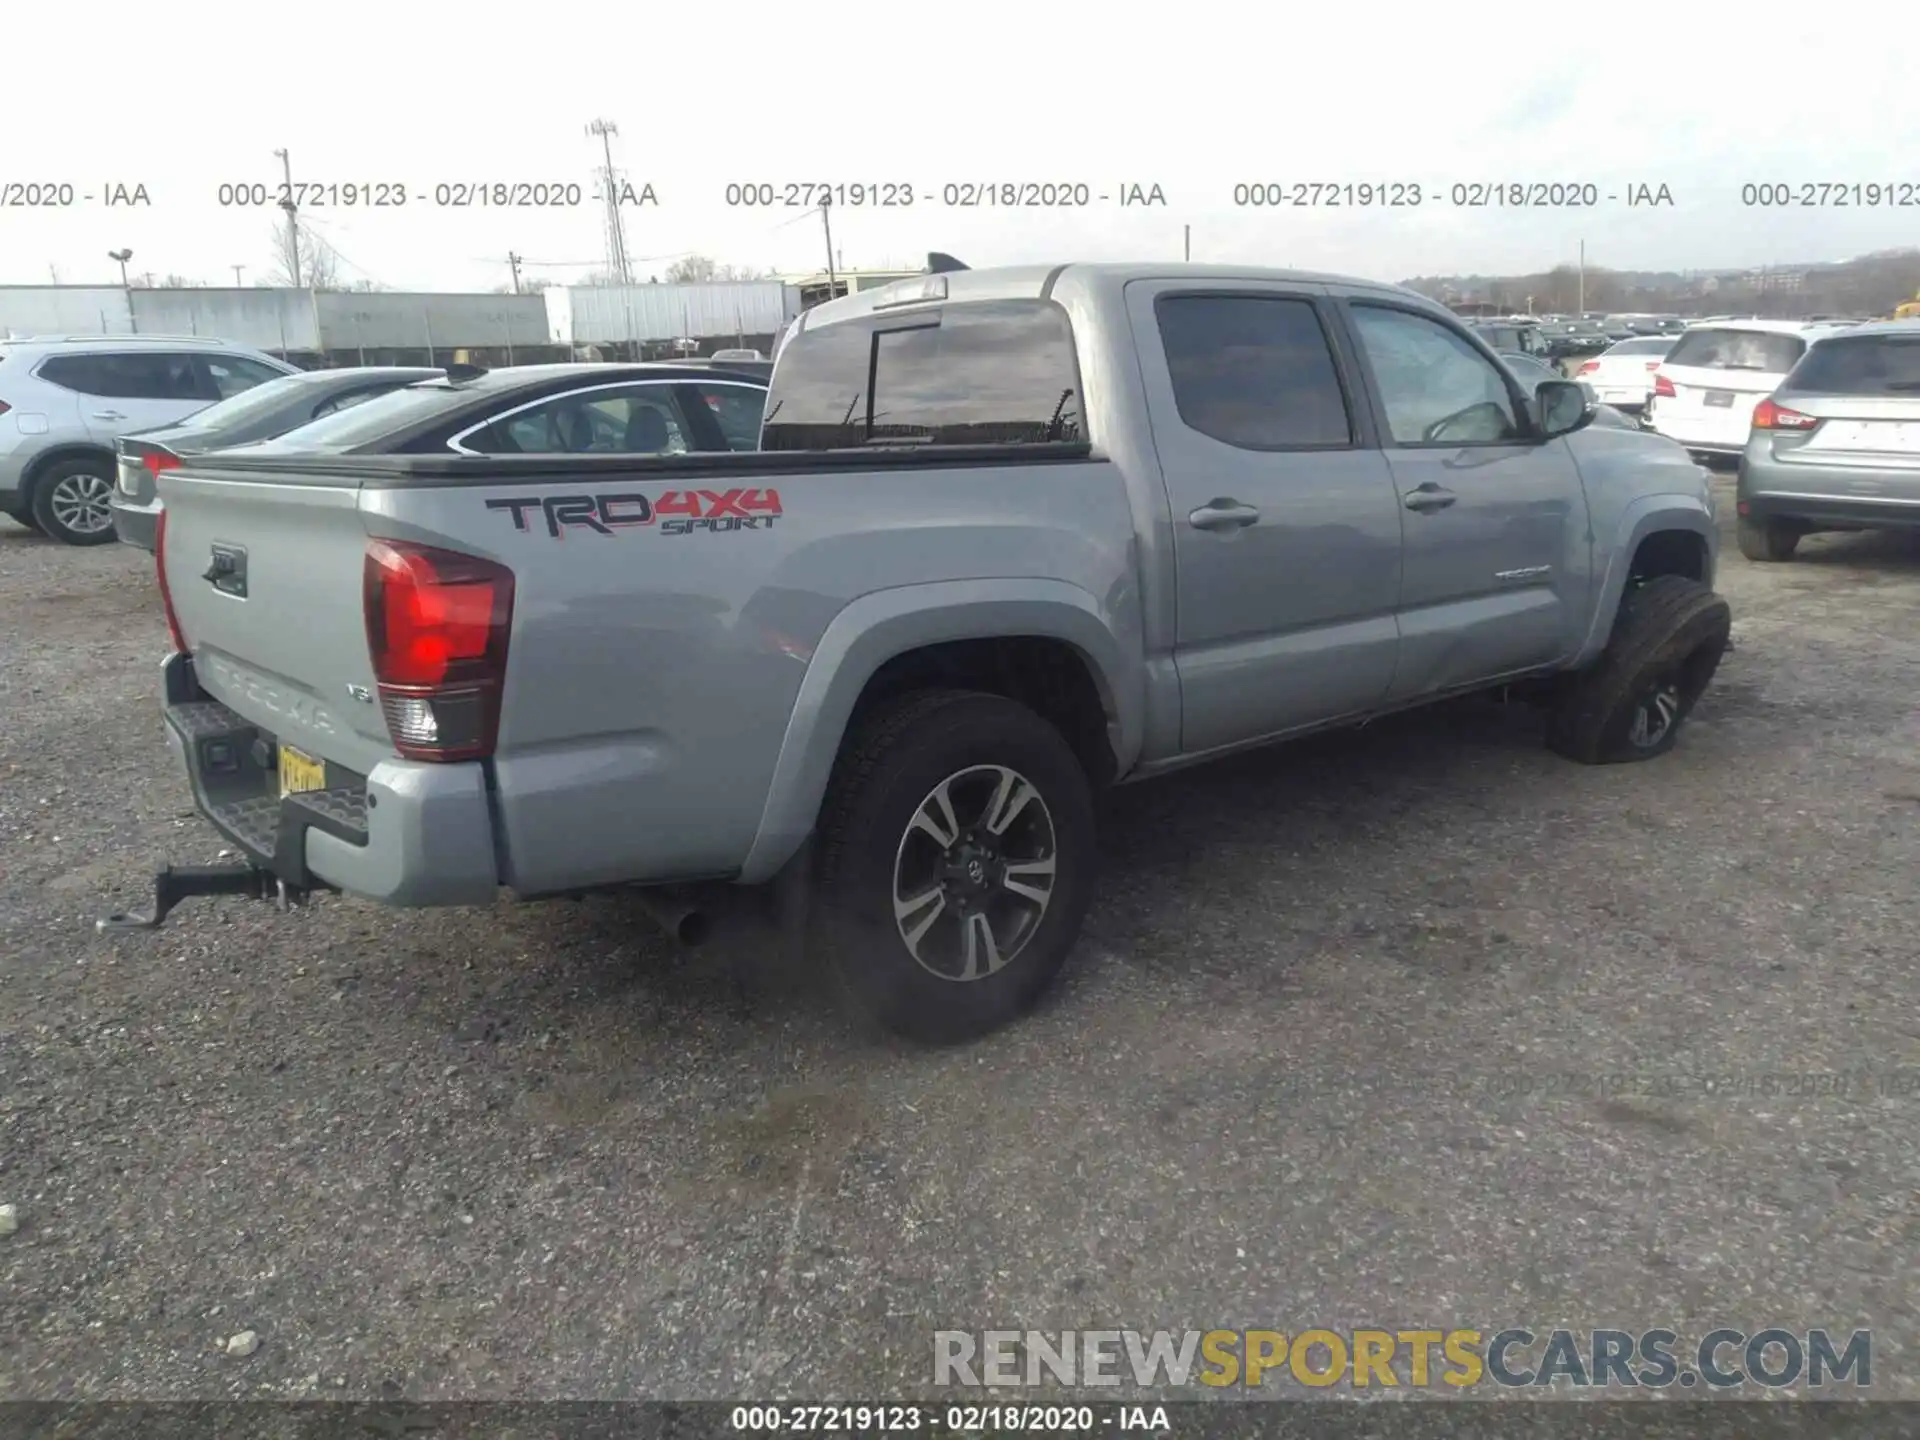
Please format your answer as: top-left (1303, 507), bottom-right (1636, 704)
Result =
top-left (786, 262), bottom-right (1426, 339)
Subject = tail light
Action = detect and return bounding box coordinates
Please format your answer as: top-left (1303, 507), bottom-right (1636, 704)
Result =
top-left (1575, 361), bottom-right (1599, 376)
top-left (1653, 373), bottom-right (1677, 398)
top-left (0, 401), bottom-right (11, 418)
top-left (363, 540), bottom-right (514, 763)
top-left (154, 507), bottom-right (189, 653)
top-left (142, 450), bottom-right (182, 478)
top-left (1752, 397), bottom-right (1818, 431)
top-left (1645, 360), bottom-right (1663, 371)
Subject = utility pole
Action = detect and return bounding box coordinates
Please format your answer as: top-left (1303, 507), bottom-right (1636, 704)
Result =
top-left (232, 264), bottom-right (245, 287)
top-left (1577, 239), bottom-right (1586, 315)
top-left (820, 201), bottom-right (837, 296)
top-left (586, 120), bottom-right (633, 286)
top-left (507, 252), bottom-right (524, 294)
top-left (1184, 224), bottom-right (1191, 262)
top-left (274, 148), bottom-right (302, 287)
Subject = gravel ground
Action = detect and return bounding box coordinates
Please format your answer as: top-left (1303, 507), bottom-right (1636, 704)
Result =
top-left (3, 480), bottom-right (1918, 1405)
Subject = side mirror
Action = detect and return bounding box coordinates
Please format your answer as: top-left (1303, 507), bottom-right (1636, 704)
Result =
top-left (1535, 379), bottom-right (1594, 439)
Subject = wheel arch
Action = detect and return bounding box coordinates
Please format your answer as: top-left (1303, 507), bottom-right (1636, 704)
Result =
top-left (1572, 499), bottom-right (1717, 669)
top-left (736, 580), bottom-right (1145, 884)
top-left (22, 443), bottom-right (117, 496)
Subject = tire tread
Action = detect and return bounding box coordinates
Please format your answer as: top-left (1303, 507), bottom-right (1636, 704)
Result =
top-left (1547, 575), bottom-right (1730, 764)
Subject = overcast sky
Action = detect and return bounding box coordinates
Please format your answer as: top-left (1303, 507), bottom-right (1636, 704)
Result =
top-left (5, 2), bottom-right (1914, 292)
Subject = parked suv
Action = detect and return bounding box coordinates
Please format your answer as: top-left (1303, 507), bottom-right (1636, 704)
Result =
top-left (1646, 320), bottom-right (1853, 461)
top-left (0, 335), bottom-right (296, 544)
top-left (1736, 321), bottom-right (1920, 560)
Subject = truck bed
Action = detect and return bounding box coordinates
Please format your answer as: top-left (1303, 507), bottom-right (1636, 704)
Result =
top-left (154, 439), bottom-right (1134, 905)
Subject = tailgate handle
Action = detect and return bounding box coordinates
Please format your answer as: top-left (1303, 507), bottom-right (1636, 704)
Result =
top-left (203, 544), bottom-right (248, 598)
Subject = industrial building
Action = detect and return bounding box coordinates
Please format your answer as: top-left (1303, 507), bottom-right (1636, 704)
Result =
top-left (544, 280), bottom-right (800, 360)
top-left (0, 267), bottom-right (934, 367)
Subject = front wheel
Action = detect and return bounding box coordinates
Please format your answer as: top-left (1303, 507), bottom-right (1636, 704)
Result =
top-left (1547, 575), bottom-right (1732, 765)
top-left (30, 459), bottom-right (119, 546)
top-left (813, 690), bottom-right (1096, 1044)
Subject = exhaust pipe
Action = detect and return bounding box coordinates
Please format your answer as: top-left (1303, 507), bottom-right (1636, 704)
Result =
top-left (633, 886), bottom-right (713, 947)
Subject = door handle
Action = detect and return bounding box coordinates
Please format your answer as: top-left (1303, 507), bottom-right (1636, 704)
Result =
top-left (1188, 499), bottom-right (1261, 531)
top-left (1403, 482), bottom-right (1457, 513)
top-left (91, 410), bottom-right (127, 421)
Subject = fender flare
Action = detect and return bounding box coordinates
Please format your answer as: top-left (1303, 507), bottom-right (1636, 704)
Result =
top-left (1572, 494), bottom-right (1717, 667)
top-left (736, 579), bottom-right (1144, 884)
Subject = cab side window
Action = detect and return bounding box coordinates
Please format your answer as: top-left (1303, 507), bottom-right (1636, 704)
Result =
top-left (1351, 306), bottom-right (1524, 445)
top-left (1156, 294), bottom-right (1354, 449)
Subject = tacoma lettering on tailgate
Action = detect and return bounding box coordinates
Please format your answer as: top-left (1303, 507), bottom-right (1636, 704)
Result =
top-left (486, 489), bottom-right (783, 538)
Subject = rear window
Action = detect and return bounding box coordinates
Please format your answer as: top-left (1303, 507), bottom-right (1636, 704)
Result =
top-left (1786, 335), bottom-right (1920, 395)
top-left (251, 381), bottom-right (477, 451)
top-left (1606, 338), bottom-right (1674, 356)
top-left (1664, 328), bottom-right (1807, 374)
top-left (761, 300), bottom-right (1083, 449)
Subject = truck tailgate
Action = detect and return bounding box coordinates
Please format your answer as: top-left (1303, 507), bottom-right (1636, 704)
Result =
top-left (160, 469), bottom-right (394, 775)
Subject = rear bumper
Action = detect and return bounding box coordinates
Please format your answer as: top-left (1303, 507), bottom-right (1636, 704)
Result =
top-left (1740, 446), bottom-right (1920, 530)
top-left (111, 495), bottom-right (159, 552)
top-left (162, 651), bottom-right (500, 907)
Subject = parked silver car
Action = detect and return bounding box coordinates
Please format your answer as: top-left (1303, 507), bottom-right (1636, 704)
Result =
top-left (111, 366), bottom-right (444, 551)
top-left (1736, 320), bottom-right (1920, 560)
top-left (0, 335), bottom-right (295, 544)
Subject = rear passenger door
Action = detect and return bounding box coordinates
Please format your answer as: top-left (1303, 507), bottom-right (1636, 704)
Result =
top-left (1337, 298), bottom-right (1589, 698)
top-left (1127, 281), bottom-right (1405, 754)
top-left (41, 351), bottom-right (208, 440)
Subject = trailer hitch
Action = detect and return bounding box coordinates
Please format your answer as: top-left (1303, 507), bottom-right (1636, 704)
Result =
top-left (96, 864), bottom-right (301, 933)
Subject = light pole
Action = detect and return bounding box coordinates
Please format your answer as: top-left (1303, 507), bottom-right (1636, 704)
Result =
top-left (108, 249), bottom-right (135, 333)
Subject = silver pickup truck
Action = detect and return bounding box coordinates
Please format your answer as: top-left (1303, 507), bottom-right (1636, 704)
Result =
top-left (113, 262), bottom-right (1731, 1043)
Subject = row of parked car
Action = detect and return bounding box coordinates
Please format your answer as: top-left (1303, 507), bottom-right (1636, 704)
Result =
top-left (0, 333), bottom-right (773, 547)
top-left (1469, 314), bottom-right (1920, 563)
top-left (6, 311), bottom-right (1917, 574)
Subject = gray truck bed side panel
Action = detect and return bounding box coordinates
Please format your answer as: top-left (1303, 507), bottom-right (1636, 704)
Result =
top-left (365, 460), bottom-right (1141, 895)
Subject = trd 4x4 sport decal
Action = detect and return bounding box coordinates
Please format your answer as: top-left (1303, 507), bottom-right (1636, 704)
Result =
top-left (485, 488), bottom-right (783, 538)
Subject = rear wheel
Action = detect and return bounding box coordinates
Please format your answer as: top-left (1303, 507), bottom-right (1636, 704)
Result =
top-left (30, 458), bottom-right (118, 546)
top-left (813, 690), bottom-right (1096, 1044)
top-left (1737, 514), bottom-right (1801, 562)
top-left (1547, 575), bottom-right (1731, 765)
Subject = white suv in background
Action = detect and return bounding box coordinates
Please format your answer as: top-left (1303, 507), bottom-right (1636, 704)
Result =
top-left (1647, 320), bottom-right (1854, 461)
top-left (1573, 335), bottom-right (1677, 415)
top-left (0, 335), bottom-right (295, 544)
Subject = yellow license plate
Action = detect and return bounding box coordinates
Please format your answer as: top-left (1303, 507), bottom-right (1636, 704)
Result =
top-left (278, 743), bottom-right (326, 797)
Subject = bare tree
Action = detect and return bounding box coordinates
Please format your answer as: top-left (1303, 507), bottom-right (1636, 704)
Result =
top-left (264, 221), bottom-right (342, 289)
top-left (664, 255), bottom-right (775, 283)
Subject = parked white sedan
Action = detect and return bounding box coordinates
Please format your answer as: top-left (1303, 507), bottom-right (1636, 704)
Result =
top-left (1573, 336), bottom-right (1676, 414)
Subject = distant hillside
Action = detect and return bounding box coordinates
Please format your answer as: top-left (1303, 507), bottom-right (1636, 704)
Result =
top-left (1402, 248), bottom-right (1920, 317)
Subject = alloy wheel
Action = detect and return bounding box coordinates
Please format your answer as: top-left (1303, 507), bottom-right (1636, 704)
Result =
top-left (48, 473), bottom-right (115, 536)
top-left (891, 764), bottom-right (1058, 982)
